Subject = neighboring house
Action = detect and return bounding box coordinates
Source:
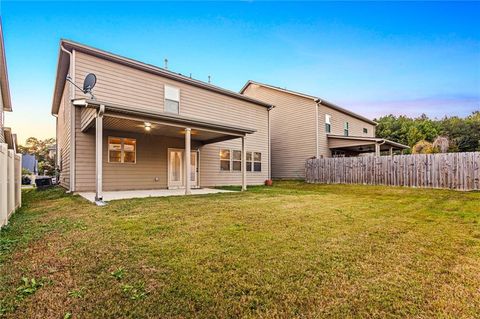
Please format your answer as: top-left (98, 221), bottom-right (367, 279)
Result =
top-left (0, 19), bottom-right (14, 149)
top-left (241, 81), bottom-right (408, 179)
top-left (22, 154), bottom-right (38, 175)
top-left (51, 40), bottom-right (273, 202)
top-left (47, 144), bottom-right (56, 160)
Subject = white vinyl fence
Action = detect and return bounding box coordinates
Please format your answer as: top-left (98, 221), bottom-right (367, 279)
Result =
top-left (1, 143), bottom-right (22, 227)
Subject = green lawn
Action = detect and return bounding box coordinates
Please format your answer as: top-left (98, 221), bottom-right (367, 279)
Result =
top-left (0, 182), bottom-right (479, 318)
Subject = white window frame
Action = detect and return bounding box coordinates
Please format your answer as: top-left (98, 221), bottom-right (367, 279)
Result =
top-left (164, 84), bottom-right (180, 114)
top-left (232, 150), bottom-right (242, 171)
top-left (108, 137), bottom-right (137, 164)
top-left (325, 114), bottom-right (331, 133)
top-left (253, 152), bottom-right (262, 172)
top-left (219, 149), bottom-right (231, 171)
top-left (344, 122), bottom-right (349, 136)
top-left (219, 149), bottom-right (262, 173)
top-left (363, 127), bottom-right (368, 134)
top-left (246, 151), bottom-right (252, 172)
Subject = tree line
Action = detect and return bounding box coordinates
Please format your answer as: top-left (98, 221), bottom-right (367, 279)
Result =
top-left (18, 137), bottom-right (56, 176)
top-left (374, 111), bottom-right (480, 154)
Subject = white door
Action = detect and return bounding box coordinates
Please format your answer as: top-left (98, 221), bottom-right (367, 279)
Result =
top-left (168, 149), bottom-right (198, 189)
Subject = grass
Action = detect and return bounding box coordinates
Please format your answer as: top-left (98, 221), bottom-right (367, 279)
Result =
top-left (0, 181), bottom-right (479, 318)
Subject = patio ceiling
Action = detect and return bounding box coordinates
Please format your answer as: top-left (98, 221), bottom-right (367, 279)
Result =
top-left (102, 116), bottom-right (239, 144)
top-left (75, 98), bottom-right (256, 145)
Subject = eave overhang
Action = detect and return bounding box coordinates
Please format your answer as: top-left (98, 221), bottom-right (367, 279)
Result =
top-left (73, 99), bottom-right (257, 137)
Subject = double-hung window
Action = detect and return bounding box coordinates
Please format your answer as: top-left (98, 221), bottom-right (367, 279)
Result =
top-left (232, 150), bottom-right (242, 171)
top-left (344, 122), bottom-right (349, 136)
top-left (220, 149), bottom-right (231, 171)
top-left (363, 128), bottom-right (368, 134)
top-left (164, 85), bottom-right (180, 114)
top-left (246, 152), bottom-right (252, 171)
top-left (325, 114), bottom-right (331, 133)
top-left (253, 152), bottom-right (262, 172)
top-left (108, 137), bottom-right (136, 164)
top-left (220, 150), bottom-right (262, 172)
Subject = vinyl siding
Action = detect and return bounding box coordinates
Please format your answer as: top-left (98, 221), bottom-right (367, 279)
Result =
top-left (242, 84), bottom-right (316, 179)
top-left (72, 51), bottom-right (269, 190)
top-left (75, 128), bottom-right (205, 192)
top-left (57, 82), bottom-right (71, 189)
top-left (80, 107), bottom-right (96, 131)
top-left (318, 105), bottom-right (376, 157)
top-left (242, 83), bottom-right (377, 179)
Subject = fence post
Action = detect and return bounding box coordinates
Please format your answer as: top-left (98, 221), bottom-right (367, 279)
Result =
top-left (7, 149), bottom-right (15, 218)
top-left (0, 143), bottom-right (7, 227)
top-left (15, 153), bottom-right (22, 209)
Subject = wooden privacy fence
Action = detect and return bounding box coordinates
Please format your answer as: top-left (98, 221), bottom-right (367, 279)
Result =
top-left (0, 143), bottom-right (22, 228)
top-left (305, 152), bottom-right (480, 191)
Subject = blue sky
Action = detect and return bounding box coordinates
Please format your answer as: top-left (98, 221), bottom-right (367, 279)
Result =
top-left (1, 1), bottom-right (479, 143)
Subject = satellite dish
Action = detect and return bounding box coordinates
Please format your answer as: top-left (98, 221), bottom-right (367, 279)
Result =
top-left (65, 72), bottom-right (97, 100)
top-left (83, 73), bottom-right (97, 93)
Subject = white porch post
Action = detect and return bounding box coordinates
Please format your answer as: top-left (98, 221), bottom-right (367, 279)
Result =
top-left (375, 143), bottom-right (381, 156)
top-left (185, 128), bottom-right (191, 195)
top-left (389, 146), bottom-right (393, 156)
top-left (95, 106), bottom-right (105, 202)
top-left (242, 135), bottom-right (247, 191)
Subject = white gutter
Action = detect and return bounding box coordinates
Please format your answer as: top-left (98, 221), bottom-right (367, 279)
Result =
top-left (61, 45), bottom-right (76, 192)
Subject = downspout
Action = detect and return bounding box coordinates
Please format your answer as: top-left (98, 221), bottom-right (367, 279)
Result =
top-left (376, 139), bottom-right (386, 156)
top-left (267, 105), bottom-right (274, 180)
top-left (314, 99), bottom-right (321, 158)
top-left (61, 45), bottom-right (76, 192)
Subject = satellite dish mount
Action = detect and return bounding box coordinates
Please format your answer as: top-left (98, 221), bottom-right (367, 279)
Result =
top-left (66, 73), bottom-right (97, 99)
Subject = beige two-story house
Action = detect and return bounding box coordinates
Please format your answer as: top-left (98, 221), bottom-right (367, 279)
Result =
top-left (241, 81), bottom-right (408, 179)
top-left (52, 40), bottom-right (273, 202)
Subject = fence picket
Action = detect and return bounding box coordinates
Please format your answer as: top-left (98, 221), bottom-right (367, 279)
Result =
top-left (305, 152), bottom-right (480, 191)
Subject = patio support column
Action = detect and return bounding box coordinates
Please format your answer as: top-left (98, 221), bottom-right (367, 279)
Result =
top-left (389, 147), bottom-right (393, 156)
top-left (95, 105), bottom-right (105, 202)
top-left (185, 128), bottom-right (191, 195)
top-left (375, 143), bottom-right (380, 157)
top-left (242, 135), bottom-right (247, 191)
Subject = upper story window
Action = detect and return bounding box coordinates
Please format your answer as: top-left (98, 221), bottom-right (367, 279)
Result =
top-left (164, 85), bottom-right (180, 114)
top-left (363, 128), bottom-right (368, 134)
top-left (325, 114), bottom-right (331, 133)
top-left (344, 122), bottom-right (349, 136)
top-left (108, 137), bottom-right (136, 164)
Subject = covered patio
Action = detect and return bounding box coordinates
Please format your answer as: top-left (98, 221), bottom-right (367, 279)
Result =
top-left (73, 99), bottom-right (255, 204)
top-left (327, 134), bottom-right (409, 157)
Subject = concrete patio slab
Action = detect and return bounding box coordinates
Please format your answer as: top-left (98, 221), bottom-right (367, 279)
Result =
top-left (77, 188), bottom-right (235, 203)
